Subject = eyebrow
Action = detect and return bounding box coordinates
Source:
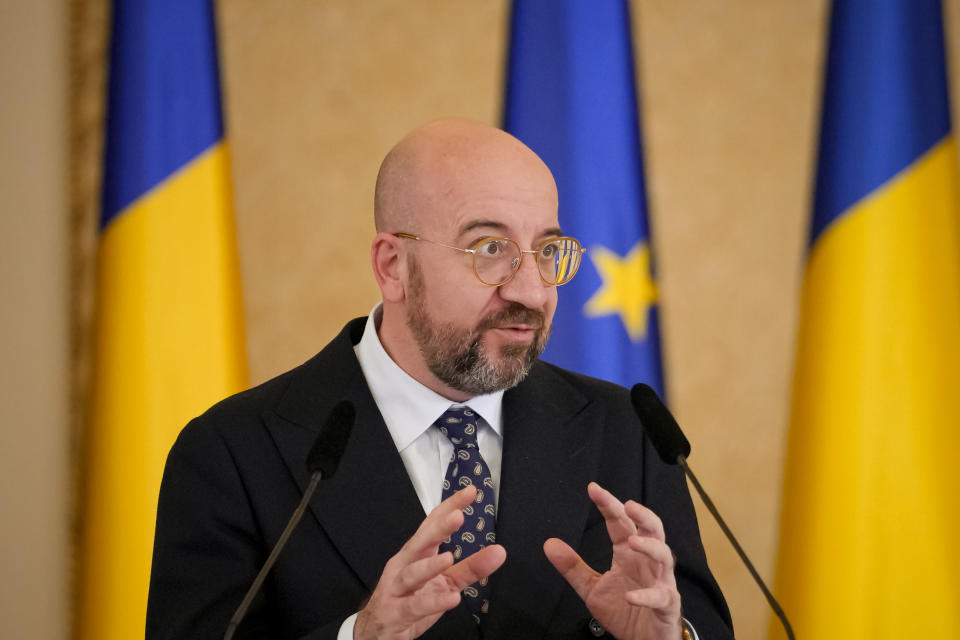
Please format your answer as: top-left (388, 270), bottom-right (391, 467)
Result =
top-left (458, 219), bottom-right (565, 239)
top-left (460, 220), bottom-right (508, 235)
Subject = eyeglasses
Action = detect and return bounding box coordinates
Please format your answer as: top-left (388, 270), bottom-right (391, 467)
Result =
top-left (394, 232), bottom-right (586, 286)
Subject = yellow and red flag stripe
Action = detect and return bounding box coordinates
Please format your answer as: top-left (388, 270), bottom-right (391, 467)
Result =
top-left (77, 2), bottom-right (247, 638)
top-left (772, 1), bottom-right (960, 637)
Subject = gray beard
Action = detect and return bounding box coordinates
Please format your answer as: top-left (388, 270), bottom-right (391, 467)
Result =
top-left (405, 258), bottom-right (550, 395)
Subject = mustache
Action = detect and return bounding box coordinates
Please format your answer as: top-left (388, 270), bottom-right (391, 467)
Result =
top-left (475, 303), bottom-right (545, 333)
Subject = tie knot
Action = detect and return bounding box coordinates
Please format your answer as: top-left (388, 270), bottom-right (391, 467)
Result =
top-left (435, 406), bottom-right (480, 449)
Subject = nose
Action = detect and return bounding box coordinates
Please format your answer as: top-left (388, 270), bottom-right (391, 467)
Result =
top-left (497, 252), bottom-right (551, 310)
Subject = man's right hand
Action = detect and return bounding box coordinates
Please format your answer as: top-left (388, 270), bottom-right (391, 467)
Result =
top-left (353, 485), bottom-right (506, 640)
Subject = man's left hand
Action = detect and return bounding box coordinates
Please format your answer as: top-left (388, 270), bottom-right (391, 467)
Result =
top-left (543, 482), bottom-right (683, 640)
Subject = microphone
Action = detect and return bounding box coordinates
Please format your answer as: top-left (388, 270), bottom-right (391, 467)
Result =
top-left (630, 384), bottom-right (795, 640)
top-left (224, 401), bottom-right (356, 640)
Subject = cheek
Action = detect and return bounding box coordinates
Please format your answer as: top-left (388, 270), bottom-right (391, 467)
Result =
top-left (544, 290), bottom-right (559, 323)
top-left (426, 275), bottom-right (496, 320)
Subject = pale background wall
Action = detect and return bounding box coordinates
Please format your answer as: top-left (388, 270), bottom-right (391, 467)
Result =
top-left (2, 1), bottom-right (959, 639)
top-left (0, 1), bottom-right (70, 638)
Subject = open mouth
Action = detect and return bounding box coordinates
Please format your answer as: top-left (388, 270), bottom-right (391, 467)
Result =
top-left (489, 325), bottom-right (538, 341)
top-left (476, 304), bottom-right (545, 343)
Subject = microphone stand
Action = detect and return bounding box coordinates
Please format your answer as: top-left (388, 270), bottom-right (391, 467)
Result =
top-left (677, 455), bottom-right (795, 640)
top-left (223, 471), bottom-right (323, 640)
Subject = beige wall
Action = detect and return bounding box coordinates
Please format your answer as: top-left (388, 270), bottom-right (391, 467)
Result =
top-left (3, 1), bottom-right (960, 639)
top-left (0, 1), bottom-right (69, 639)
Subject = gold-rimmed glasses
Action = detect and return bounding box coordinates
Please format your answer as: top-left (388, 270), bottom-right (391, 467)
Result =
top-left (393, 232), bottom-right (586, 286)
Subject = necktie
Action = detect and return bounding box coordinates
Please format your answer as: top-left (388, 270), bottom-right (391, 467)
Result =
top-left (436, 405), bottom-right (496, 623)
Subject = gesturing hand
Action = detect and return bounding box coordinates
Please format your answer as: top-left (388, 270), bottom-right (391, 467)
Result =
top-left (354, 485), bottom-right (506, 640)
top-left (543, 482), bottom-right (683, 640)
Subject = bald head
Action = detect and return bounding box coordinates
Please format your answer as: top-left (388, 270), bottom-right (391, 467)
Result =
top-left (373, 119), bottom-right (557, 233)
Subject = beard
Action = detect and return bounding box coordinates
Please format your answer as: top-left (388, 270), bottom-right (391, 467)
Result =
top-left (405, 256), bottom-right (551, 396)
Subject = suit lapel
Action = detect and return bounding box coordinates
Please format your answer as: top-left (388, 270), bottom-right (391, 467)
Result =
top-left (263, 319), bottom-right (426, 590)
top-left (483, 363), bottom-right (605, 638)
top-left (262, 319), bottom-right (479, 637)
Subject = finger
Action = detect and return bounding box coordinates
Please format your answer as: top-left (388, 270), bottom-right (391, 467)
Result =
top-left (543, 537), bottom-right (598, 602)
top-left (587, 482), bottom-right (638, 542)
top-left (626, 535), bottom-right (676, 573)
top-left (625, 585), bottom-right (680, 614)
top-left (624, 500), bottom-right (666, 541)
top-left (398, 580), bottom-right (462, 621)
top-left (401, 485), bottom-right (477, 559)
top-left (443, 544), bottom-right (506, 590)
top-left (393, 551), bottom-right (455, 595)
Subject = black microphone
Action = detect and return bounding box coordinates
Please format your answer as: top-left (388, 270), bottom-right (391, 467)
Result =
top-left (630, 384), bottom-right (795, 640)
top-left (224, 401), bottom-right (356, 640)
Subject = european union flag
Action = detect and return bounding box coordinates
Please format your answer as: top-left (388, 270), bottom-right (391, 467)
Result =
top-left (504, 0), bottom-right (664, 394)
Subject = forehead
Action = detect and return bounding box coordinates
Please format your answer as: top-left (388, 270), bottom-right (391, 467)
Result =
top-left (452, 217), bottom-right (564, 244)
top-left (420, 162), bottom-right (560, 241)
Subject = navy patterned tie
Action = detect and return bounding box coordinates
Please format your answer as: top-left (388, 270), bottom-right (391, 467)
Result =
top-left (436, 405), bottom-right (496, 623)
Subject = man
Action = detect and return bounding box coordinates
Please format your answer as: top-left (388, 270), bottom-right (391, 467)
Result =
top-left (147, 120), bottom-right (733, 639)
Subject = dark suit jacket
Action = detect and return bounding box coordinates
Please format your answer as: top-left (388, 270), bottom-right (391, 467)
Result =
top-left (146, 318), bottom-right (734, 639)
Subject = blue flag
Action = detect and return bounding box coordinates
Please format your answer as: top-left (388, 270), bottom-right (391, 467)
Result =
top-left (504, 0), bottom-right (664, 394)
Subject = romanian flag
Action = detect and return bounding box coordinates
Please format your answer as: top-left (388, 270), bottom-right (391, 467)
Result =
top-left (504, 0), bottom-right (664, 394)
top-left (76, 2), bottom-right (247, 638)
top-left (772, 1), bottom-right (960, 637)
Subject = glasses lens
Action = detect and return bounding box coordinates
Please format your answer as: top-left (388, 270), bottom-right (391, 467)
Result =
top-left (473, 238), bottom-right (522, 285)
top-left (538, 237), bottom-right (582, 285)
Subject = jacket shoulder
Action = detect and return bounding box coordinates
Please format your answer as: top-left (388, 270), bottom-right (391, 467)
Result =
top-left (531, 359), bottom-right (633, 405)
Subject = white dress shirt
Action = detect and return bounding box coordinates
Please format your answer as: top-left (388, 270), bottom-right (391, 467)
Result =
top-left (338, 304), bottom-right (504, 639)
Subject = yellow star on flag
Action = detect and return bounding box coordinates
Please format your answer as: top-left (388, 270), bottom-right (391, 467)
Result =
top-left (583, 241), bottom-right (659, 342)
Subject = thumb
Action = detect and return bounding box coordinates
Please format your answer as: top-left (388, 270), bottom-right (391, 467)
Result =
top-left (543, 538), bottom-right (598, 602)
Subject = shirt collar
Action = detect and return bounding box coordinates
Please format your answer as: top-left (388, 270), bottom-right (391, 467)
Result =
top-left (354, 303), bottom-right (504, 452)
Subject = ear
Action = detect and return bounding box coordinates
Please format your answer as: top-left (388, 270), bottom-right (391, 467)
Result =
top-left (371, 232), bottom-right (406, 302)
